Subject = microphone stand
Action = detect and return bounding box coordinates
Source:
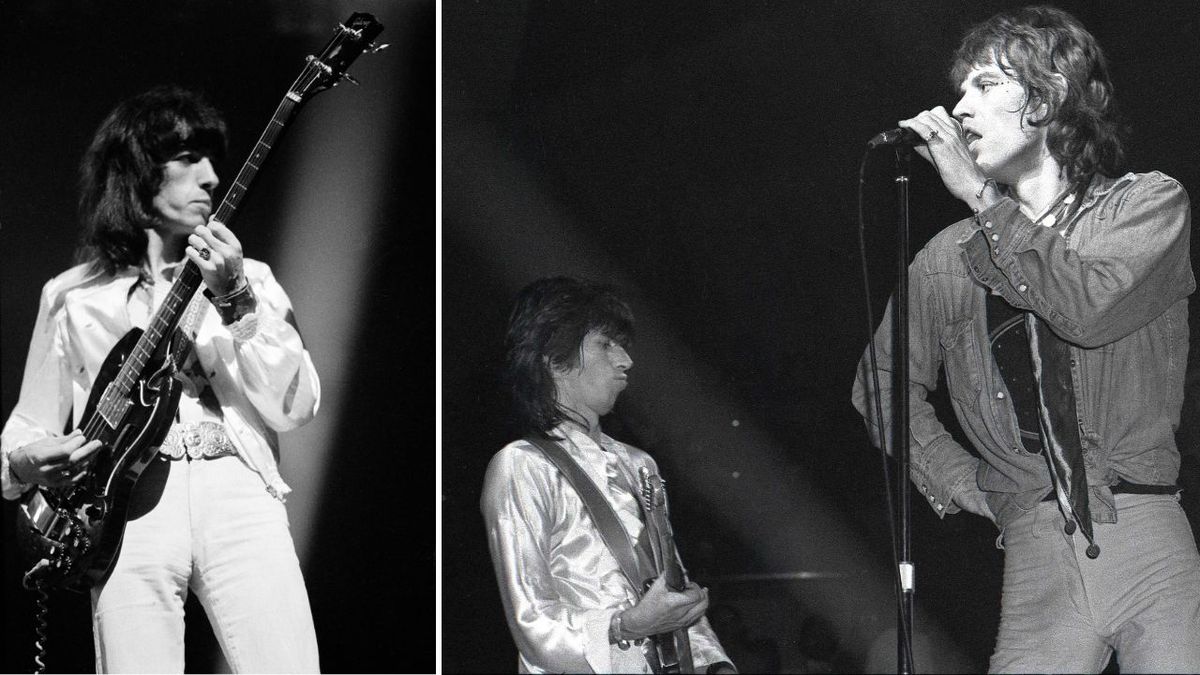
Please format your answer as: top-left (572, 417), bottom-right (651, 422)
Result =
top-left (893, 145), bottom-right (915, 675)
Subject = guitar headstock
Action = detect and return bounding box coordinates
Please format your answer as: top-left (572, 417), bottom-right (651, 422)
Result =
top-left (291, 12), bottom-right (386, 100)
top-left (638, 466), bottom-right (667, 513)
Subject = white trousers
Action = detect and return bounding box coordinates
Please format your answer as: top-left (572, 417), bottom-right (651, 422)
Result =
top-left (90, 453), bottom-right (319, 673)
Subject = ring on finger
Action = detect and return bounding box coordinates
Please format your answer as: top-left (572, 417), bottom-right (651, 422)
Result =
top-left (927, 129), bottom-right (939, 142)
top-left (199, 247), bottom-right (212, 261)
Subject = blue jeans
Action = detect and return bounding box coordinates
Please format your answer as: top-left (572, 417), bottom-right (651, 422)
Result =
top-left (990, 493), bottom-right (1200, 673)
top-left (90, 453), bottom-right (319, 673)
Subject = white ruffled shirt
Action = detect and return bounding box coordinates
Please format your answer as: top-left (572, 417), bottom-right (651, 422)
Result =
top-left (1, 258), bottom-right (320, 501)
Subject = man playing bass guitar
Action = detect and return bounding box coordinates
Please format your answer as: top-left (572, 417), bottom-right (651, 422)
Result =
top-left (481, 276), bottom-right (737, 674)
top-left (1, 86), bottom-right (321, 672)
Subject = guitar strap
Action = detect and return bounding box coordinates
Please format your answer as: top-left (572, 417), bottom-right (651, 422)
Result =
top-left (523, 436), bottom-right (649, 597)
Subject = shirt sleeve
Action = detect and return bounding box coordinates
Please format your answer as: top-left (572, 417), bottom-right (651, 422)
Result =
top-left (481, 445), bottom-right (643, 673)
top-left (960, 173), bottom-right (1195, 347)
top-left (221, 263), bottom-right (320, 432)
top-left (851, 247), bottom-right (982, 519)
top-left (1, 280), bottom-right (74, 500)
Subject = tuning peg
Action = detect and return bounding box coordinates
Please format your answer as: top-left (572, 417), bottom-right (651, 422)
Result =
top-left (368, 42), bottom-right (390, 54)
top-left (339, 72), bottom-right (361, 86)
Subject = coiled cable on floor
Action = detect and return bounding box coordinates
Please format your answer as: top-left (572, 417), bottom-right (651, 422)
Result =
top-left (32, 581), bottom-right (49, 674)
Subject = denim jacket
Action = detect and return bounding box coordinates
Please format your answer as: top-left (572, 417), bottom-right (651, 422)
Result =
top-left (852, 171), bottom-right (1194, 530)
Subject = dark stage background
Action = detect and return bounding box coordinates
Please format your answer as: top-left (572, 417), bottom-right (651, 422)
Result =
top-left (1, 1), bottom-right (433, 673)
top-left (442, 1), bottom-right (1200, 673)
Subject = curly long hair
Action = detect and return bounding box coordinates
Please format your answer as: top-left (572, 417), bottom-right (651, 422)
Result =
top-left (504, 277), bottom-right (634, 438)
top-left (76, 85), bottom-right (227, 275)
top-left (949, 5), bottom-right (1124, 184)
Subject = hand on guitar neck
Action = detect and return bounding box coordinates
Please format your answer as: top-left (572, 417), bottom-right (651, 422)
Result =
top-left (618, 574), bottom-right (709, 640)
top-left (185, 220), bottom-right (247, 297)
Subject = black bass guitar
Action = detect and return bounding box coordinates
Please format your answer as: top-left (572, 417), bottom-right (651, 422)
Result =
top-left (15, 13), bottom-right (384, 592)
top-left (638, 467), bottom-right (696, 674)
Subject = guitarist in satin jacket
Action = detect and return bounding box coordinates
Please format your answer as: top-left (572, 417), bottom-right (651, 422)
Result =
top-left (481, 276), bottom-right (737, 674)
top-left (0, 86), bottom-right (321, 673)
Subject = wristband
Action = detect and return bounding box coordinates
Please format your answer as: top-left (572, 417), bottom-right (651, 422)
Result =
top-left (610, 611), bottom-right (631, 650)
top-left (609, 610), bottom-right (645, 649)
top-left (203, 281), bottom-right (258, 325)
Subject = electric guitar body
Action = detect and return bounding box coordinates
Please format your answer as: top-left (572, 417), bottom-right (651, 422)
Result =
top-left (16, 329), bottom-right (182, 591)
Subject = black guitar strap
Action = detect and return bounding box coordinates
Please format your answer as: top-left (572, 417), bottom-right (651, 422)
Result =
top-left (523, 436), bottom-right (647, 596)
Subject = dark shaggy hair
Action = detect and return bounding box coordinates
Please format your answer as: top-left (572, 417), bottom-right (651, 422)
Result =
top-left (76, 85), bottom-right (228, 275)
top-left (504, 277), bottom-right (634, 438)
top-left (949, 5), bottom-right (1123, 184)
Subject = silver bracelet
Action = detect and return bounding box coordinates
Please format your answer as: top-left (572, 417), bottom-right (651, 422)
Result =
top-left (612, 611), bottom-right (631, 650)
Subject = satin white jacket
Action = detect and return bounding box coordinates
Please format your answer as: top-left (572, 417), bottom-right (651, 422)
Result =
top-left (481, 423), bottom-right (732, 673)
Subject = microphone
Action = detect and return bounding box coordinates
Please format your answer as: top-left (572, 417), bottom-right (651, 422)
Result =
top-left (867, 127), bottom-right (923, 149)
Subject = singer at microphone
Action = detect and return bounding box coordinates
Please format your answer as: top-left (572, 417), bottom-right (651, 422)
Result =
top-left (851, 5), bottom-right (1200, 675)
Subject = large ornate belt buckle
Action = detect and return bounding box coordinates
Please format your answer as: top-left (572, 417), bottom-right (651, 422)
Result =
top-left (160, 422), bottom-right (233, 460)
top-left (183, 429), bottom-right (206, 460)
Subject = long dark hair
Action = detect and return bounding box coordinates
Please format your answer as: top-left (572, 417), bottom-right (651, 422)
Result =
top-left (950, 5), bottom-right (1124, 184)
top-left (504, 277), bottom-right (634, 438)
top-left (76, 85), bottom-right (227, 275)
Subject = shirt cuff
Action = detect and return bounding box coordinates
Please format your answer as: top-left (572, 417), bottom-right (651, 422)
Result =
top-left (962, 196), bottom-right (1036, 264)
top-left (2, 448), bottom-right (31, 500)
top-left (911, 436), bottom-right (975, 518)
top-left (226, 312), bottom-right (260, 342)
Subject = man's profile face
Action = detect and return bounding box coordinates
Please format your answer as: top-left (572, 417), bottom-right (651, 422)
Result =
top-left (952, 60), bottom-right (1048, 185)
top-left (152, 149), bottom-right (219, 235)
top-left (553, 330), bottom-right (633, 421)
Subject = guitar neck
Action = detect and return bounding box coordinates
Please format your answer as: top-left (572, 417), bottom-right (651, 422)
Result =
top-left (655, 516), bottom-right (687, 590)
top-left (639, 470), bottom-right (696, 674)
top-left (214, 80), bottom-right (312, 223)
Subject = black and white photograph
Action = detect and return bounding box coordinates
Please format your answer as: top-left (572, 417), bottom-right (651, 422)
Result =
top-left (442, 2), bottom-right (1200, 673)
top-left (0, 1), bottom-right (433, 672)
top-left (5, 0), bottom-right (1200, 673)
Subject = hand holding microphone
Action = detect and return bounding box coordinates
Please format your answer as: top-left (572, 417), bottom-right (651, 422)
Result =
top-left (866, 126), bottom-right (924, 148)
top-left (873, 106), bottom-right (995, 209)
